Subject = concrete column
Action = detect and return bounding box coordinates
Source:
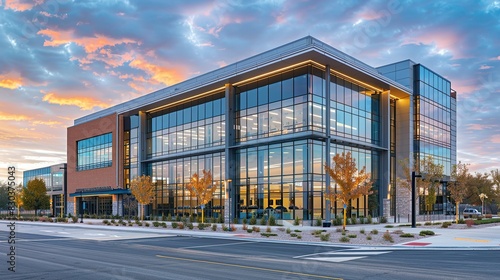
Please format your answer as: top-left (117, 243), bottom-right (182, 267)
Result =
top-left (378, 90), bottom-right (391, 217)
top-left (395, 94), bottom-right (415, 217)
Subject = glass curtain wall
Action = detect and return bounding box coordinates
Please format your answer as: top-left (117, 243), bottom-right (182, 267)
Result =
top-left (148, 153), bottom-right (225, 218)
top-left (415, 65), bottom-right (453, 214)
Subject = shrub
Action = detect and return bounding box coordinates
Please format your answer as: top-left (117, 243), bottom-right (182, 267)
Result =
top-left (71, 216), bottom-right (78, 223)
top-left (286, 228), bottom-right (291, 234)
top-left (153, 222), bottom-right (160, 227)
top-left (348, 234), bottom-right (357, 238)
top-left (293, 229), bottom-right (302, 233)
top-left (269, 215), bottom-right (276, 226)
top-left (351, 217), bottom-right (357, 225)
top-left (441, 222), bottom-right (452, 228)
top-left (277, 227), bottom-right (285, 232)
top-left (383, 231), bottom-right (394, 243)
top-left (380, 216), bottom-right (388, 223)
top-left (242, 224), bottom-right (248, 231)
top-left (294, 216), bottom-right (300, 226)
top-left (457, 218), bottom-right (465, 224)
top-left (136, 222), bottom-right (143, 226)
top-left (178, 223), bottom-right (185, 229)
top-left (297, 235), bottom-right (302, 239)
top-left (103, 219), bottom-right (109, 224)
top-left (198, 223), bottom-right (206, 230)
top-left (320, 233), bottom-right (330, 241)
top-left (266, 226), bottom-right (272, 233)
top-left (366, 235), bottom-right (372, 240)
top-left (359, 217), bottom-right (365, 224)
top-left (144, 222), bottom-right (150, 227)
top-left (335, 227), bottom-right (343, 233)
top-left (371, 229), bottom-right (379, 235)
top-left (424, 221), bottom-right (432, 226)
top-left (249, 215), bottom-right (257, 225)
top-left (367, 215), bottom-right (372, 224)
top-left (161, 222), bottom-right (167, 228)
top-left (187, 223), bottom-right (194, 230)
top-left (393, 229), bottom-right (404, 235)
top-left (312, 230), bottom-right (325, 236)
top-left (247, 228), bottom-right (253, 233)
top-left (315, 216), bottom-right (322, 226)
top-left (334, 216), bottom-right (342, 226)
top-left (419, 230), bottom-right (435, 236)
top-left (212, 224), bottom-right (217, 231)
top-left (128, 222), bottom-right (133, 226)
top-left (400, 233), bottom-right (414, 238)
top-left (110, 219), bottom-right (116, 224)
top-left (339, 236), bottom-right (350, 242)
top-left (233, 218), bottom-right (238, 224)
top-left (259, 218), bottom-right (266, 226)
top-left (171, 222), bottom-right (179, 228)
top-left (360, 228), bottom-right (365, 234)
top-left (252, 226), bottom-right (261, 233)
top-left (217, 215), bottom-right (224, 224)
top-left (242, 218), bottom-right (247, 224)
top-left (230, 225), bottom-right (237, 231)
top-left (384, 225), bottom-right (394, 228)
top-left (260, 233), bottom-right (277, 238)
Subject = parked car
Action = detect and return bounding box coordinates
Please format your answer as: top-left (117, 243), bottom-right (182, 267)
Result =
top-left (463, 208), bottom-right (481, 218)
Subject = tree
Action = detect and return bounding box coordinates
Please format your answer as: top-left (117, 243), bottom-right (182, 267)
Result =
top-left (185, 170), bottom-right (214, 223)
top-left (0, 183), bottom-right (9, 210)
top-left (129, 175), bottom-right (155, 220)
top-left (22, 178), bottom-right (50, 216)
top-left (416, 155), bottom-right (444, 216)
top-left (324, 152), bottom-right (373, 230)
top-left (491, 169), bottom-right (500, 189)
top-left (449, 162), bottom-right (469, 222)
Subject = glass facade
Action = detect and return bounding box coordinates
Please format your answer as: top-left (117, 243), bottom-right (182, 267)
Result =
top-left (23, 164), bottom-right (65, 216)
top-left (135, 64), bottom-right (384, 220)
top-left (415, 65), bottom-right (453, 176)
top-left (77, 133), bottom-right (112, 171)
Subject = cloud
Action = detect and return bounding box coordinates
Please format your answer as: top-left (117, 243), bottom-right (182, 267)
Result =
top-left (491, 135), bottom-right (500, 144)
top-left (3, 0), bottom-right (41, 11)
top-left (0, 113), bottom-right (31, 121)
top-left (129, 57), bottom-right (186, 86)
top-left (38, 29), bottom-right (140, 53)
top-left (42, 92), bottom-right (110, 110)
top-left (0, 76), bottom-right (22, 89)
top-left (479, 65), bottom-right (493, 70)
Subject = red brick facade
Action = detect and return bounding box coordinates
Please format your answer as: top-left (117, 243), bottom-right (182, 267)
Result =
top-left (66, 113), bottom-right (119, 199)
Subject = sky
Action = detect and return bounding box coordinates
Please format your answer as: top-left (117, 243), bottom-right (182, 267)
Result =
top-left (0, 0), bottom-right (499, 184)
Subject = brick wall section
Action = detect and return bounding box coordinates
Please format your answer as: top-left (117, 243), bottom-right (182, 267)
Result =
top-left (67, 113), bottom-right (118, 199)
top-left (396, 184), bottom-right (420, 219)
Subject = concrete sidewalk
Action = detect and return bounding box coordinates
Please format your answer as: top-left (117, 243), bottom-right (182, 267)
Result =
top-left (2, 218), bottom-right (499, 249)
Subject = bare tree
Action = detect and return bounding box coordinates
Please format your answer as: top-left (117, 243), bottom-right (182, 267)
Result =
top-left (324, 152), bottom-right (372, 230)
top-left (449, 162), bottom-right (469, 222)
top-left (129, 175), bottom-right (155, 220)
top-left (185, 170), bottom-right (214, 223)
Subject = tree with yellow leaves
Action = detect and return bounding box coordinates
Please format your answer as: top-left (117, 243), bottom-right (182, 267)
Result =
top-left (129, 175), bottom-right (155, 220)
top-left (185, 170), bottom-right (214, 223)
top-left (14, 184), bottom-right (24, 218)
top-left (324, 152), bottom-right (373, 230)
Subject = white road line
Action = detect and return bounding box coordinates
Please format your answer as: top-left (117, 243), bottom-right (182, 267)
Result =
top-left (183, 241), bottom-right (258, 249)
top-left (304, 256), bottom-right (367, 263)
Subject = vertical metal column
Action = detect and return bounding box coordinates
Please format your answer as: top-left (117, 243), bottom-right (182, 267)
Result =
top-left (224, 84), bottom-right (235, 226)
top-left (324, 65), bottom-right (332, 222)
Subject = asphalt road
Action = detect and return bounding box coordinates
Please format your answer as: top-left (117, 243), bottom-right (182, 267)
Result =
top-left (1, 224), bottom-right (498, 280)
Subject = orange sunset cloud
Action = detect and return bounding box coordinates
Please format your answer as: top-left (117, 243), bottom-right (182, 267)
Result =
top-left (0, 75), bottom-right (22, 89)
top-left (0, 113), bottom-right (31, 121)
top-left (38, 29), bottom-right (139, 53)
top-left (4, 0), bottom-right (41, 11)
top-left (42, 92), bottom-right (110, 110)
top-left (129, 58), bottom-right (186, 86)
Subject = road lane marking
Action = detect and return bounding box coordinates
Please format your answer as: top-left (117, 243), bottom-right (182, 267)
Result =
top-left (305, 256), bottom-right (367, 263)
top-left (182, 241), bottom-right (257, 249)
top-left (156, 254), bottom-right (342, 279)
top-left (295, 250), bottom-right (391, 258)
top-left (454, 237), bottom-right (490, 243)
